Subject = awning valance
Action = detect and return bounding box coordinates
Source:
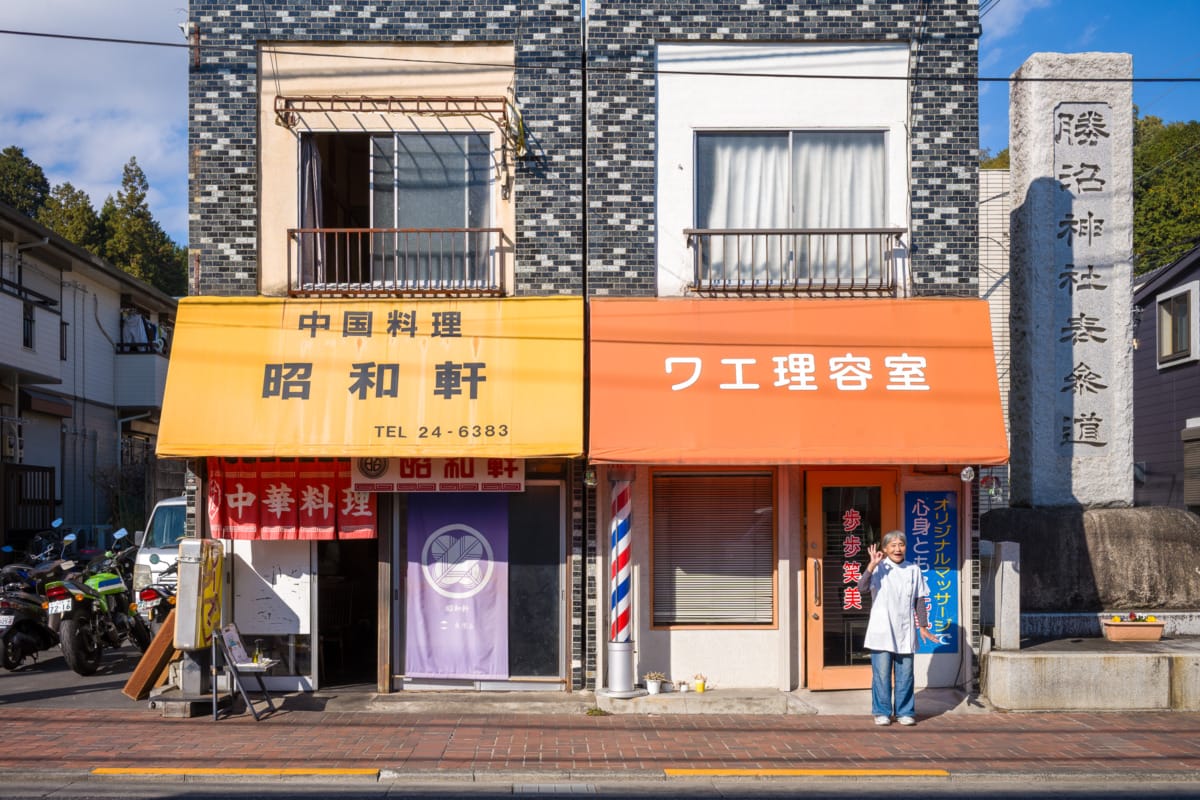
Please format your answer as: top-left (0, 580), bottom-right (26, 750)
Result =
top-left (157, 296), bottom-right (583, 459)
top-left (588, 297), bottom-right (1009, 466)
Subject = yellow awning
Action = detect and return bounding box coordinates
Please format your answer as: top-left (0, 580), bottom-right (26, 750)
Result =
top-left (158, 296), bottom-right (583, 458)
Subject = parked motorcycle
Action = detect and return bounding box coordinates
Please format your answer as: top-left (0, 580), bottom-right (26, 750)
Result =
top-left (136, 555), bottom-right (177, 634)
top-left (44, 529), bottom-right (152, 676)
top-left (0, 526), bottom-right (76, 670)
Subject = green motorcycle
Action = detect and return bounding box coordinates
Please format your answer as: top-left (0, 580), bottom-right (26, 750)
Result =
top-left (44, 529), bottom-right (151, 676)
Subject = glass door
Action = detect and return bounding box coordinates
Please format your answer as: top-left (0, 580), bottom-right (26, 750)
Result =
top-left (804, 470), bottom-right (897, 690)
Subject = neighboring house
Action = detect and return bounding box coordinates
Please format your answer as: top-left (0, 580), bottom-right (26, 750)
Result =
top-left (583, 2), bottom-right (1005, 694)
top-left (1133, 243), bottom-right (1200, 512)
top-left (164, 0), bottom-right (1006, 697)
top-left (0, 202), bottom-right (179, 553)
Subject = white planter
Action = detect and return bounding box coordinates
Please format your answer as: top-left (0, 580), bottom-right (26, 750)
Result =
top-left (646, 680), bottom-right (661, 695)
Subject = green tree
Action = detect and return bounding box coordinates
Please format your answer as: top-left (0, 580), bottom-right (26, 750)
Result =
top-left (981, 147), bottom-right (1009, 170)
top-left (0, 145), bottom-right (50, 216)
top-left (1133, 114), bottom-right (1200, 272)
top-left (36, 181), bottom-right (102, 251)
top-left (100, 157), bottom-right (187, 296)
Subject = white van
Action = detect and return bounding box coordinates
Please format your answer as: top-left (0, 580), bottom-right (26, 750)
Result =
top-left (132, 495), bottom-right (190, 592)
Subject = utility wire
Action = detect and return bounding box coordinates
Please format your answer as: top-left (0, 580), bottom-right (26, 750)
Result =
top-left (3, 27), bottom-right (1200, 84)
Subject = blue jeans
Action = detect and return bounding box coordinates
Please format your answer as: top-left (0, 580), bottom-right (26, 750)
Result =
top-left (870, 651), bottom-right (914, 718)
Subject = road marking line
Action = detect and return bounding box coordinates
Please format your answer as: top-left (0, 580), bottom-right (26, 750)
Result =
top-left (92, 768), bottom-right (379, 777)
top-left (665, 768), bottom-right (950, 777)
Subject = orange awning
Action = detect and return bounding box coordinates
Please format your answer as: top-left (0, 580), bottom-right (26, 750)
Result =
top-left (588, 297), bottom-right (1008, 466)
top-left (158, 296), bottom-right (583, 458)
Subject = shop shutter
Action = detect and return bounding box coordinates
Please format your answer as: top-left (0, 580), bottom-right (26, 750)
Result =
top-left (651, 473), bottom-right (775, 626)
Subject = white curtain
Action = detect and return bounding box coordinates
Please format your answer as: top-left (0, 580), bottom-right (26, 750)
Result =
top-left (698, 133), bottom-right (788, 283)
top-left (698, 131), bottom-right (885, 285)
top-left (792, 132), bottom-right (885, 281)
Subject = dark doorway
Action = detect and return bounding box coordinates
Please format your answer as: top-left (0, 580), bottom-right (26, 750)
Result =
top-left (508, 484), bottom-right (562, 676)
top-left (317, 539), bottom-right (378, 687)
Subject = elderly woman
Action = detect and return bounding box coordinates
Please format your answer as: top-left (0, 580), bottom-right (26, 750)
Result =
top-left (857, 530), bottom-right (938, 726)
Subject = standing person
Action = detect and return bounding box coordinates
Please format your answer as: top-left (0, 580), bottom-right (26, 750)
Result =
top-left (858, 530), bottom-right (938, 726)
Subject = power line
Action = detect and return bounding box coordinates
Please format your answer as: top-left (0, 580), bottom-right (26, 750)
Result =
top-left (3, 27), bottom-right (1200, 85)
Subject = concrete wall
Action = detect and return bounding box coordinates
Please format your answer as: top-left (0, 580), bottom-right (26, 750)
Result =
top-left (981, 506), bottom-right (1200, 611)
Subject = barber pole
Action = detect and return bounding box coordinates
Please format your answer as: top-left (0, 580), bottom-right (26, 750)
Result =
top-left (609, 480), bottom-right (632, 642)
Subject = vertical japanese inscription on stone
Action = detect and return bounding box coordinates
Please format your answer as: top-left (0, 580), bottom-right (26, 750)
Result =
top-left (1053, 102), bottom-right (1114, 454)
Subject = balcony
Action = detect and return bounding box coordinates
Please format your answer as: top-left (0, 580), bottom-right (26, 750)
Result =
top-left (685, 228), bottom-right (906, 296)
top-left (287, 228), bottom-right (510, 297)
top-left (115, 348), bottom-right (169, 410)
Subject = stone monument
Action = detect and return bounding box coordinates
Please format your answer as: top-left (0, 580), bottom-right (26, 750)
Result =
top-left (1008, 52), bottom-right (1133, 508)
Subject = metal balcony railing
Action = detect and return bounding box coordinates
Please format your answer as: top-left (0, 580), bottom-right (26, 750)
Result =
top-left (287, 227), bottom-right (509, 296)
top-left (685, 227), bottom-right (906, 295)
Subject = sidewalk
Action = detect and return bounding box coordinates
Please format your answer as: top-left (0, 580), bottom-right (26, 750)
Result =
top-left (2, 686), bottom-right (1200, 784)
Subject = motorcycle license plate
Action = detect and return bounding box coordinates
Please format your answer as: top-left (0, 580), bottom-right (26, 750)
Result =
top-left (47, 599), bottom-right (72, 615)
top-left (137, 601), bottom-right (156, 616)
top-left (0, 614), bottom-right (13, 627)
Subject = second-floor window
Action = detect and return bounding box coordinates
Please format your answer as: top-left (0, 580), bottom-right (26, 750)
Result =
top-left (299, 132), bottom-right (493, 290)
top-left (22, 302), bottom-right (34, 349)
top-left (694, 130), bottom-right (888, 289)
top-left (1156, 281), bottom-right (1198, 367)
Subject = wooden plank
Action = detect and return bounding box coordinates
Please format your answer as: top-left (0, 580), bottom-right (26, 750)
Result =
top-left (122, 610), bottom-right (177, 701)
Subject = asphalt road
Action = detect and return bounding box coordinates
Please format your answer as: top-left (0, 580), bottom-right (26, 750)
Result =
top-left (0, 643), bottom-right (143, 709)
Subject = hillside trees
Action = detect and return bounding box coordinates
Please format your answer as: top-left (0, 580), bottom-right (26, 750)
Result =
top-left (0, 148), bottom-right (185, 296)
top-left (0, 146), bottom-right (50, 216)
top-left (99, 158), bottom-right (187, 296)
top-left (1133, 115), bottom-right (1200, 272)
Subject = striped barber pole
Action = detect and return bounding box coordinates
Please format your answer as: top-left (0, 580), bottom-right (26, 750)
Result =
top-left (609, 480), bottom-right (632, 643)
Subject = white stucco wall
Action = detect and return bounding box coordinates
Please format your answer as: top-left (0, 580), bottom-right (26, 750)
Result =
top-left (656, 42), bottom-right (912, 296)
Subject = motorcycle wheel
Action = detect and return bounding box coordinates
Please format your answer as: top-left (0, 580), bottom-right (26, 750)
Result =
top-left (0, 635), bottom-right (20, 671)
top-left (130, 615), bottom-right (153, 652)
top-left (59, 618), bottom-right (102, 676)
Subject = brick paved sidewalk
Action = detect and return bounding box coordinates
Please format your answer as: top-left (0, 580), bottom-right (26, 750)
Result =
top-left (1, 706), bottom-right (1199, 780)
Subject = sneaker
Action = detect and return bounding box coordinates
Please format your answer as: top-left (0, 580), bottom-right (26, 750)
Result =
top-left (898, 716), bottom-right (916, 726)
top-left (873, 715), bottom-right (891, 726)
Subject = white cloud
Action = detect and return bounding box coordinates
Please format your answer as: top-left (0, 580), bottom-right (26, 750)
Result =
top-left (980, 0), bottom-right (1054, 46)
top-left (0, 2), bottom-right (189, 243)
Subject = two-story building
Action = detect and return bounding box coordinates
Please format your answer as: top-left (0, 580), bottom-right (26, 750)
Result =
top-left (0, 202), bottom-right (179, 552)
top-left (583, 1), bottom-right (1006, 693)
top-left (162, 1), bottom-right (585, 692)
top-left (162, 0), bottom-right (1006, 697)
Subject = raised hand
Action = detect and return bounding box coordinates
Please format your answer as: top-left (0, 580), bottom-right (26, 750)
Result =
top-left (866, 542), bottom-right (885, 571)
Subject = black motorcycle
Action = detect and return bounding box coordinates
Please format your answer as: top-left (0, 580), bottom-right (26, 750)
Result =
top-left (0, 525), bottom-right (76, 670)
top-left (136, 555), bottom-right (178, 634)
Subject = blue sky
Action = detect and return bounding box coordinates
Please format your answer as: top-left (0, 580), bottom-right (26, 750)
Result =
top-left (1, 1), bottom-right (1198, 248)
top-left (979, 0), bottom-right (1200, 156)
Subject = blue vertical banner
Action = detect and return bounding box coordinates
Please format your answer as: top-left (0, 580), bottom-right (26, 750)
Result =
top-left (905, 490), bottom-right (958, 654)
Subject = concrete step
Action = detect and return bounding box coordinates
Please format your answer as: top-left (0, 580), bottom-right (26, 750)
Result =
top-left (982, 635), bottom-right (1200, 711)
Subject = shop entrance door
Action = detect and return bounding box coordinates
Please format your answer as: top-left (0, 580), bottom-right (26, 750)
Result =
top-left (804, 470), bottom-right (897, 690)
top-left (394, 481), bottom-right (566, 689)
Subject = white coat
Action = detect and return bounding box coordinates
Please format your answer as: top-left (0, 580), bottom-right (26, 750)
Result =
top-left (861, 559), bottom-right (929, 654)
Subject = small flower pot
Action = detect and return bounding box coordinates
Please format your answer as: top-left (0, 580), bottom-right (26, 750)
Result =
top-left (678, 682), bottom-right (689, 693)
top-left (694, 680), bottom-right (706, 693)
top-left (1102, 621), bottom-right (1164, 642)
top-left (646, 679), bottom-right (661, 695)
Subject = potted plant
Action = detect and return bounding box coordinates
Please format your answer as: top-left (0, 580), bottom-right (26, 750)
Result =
top-left (643, 671), bottom-right (666, 695)
top-left (1102, 612), bottom-right (1165, 642)
top-left (693, 673), bottom-right (707, 693)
